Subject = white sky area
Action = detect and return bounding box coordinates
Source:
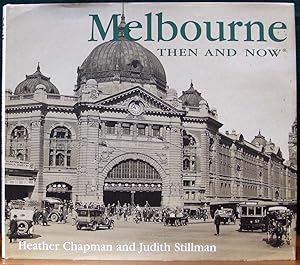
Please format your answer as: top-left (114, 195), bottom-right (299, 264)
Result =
top-left (4, 3), bottom-right (296, 159)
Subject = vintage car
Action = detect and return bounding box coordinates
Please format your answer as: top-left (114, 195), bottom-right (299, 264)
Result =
top-left (41, 197), bottom-right (63, 222)
top-left (76, 208), bottom-right (114, 231)
top-left (218, 208), bottom-right (236, 224)
top-left (239, 201), bottom-right (276, 232)
top-left (9, 209), bottom-right (34, 237)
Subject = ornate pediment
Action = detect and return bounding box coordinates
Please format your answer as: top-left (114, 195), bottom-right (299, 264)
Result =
top-left (94, 86), bottom-right (185, 117)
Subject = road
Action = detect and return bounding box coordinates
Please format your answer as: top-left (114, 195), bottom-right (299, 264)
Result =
top-left (3, 218), bottom-right (296, 261)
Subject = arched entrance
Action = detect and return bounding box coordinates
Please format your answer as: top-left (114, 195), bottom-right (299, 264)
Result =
top-left (46, 182), bottom-right (72, 201)
top-left (103, 159), bottom-right (162, 207)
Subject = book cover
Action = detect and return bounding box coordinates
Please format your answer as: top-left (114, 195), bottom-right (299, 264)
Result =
top-left (2, 2), bottom-right (297, 261)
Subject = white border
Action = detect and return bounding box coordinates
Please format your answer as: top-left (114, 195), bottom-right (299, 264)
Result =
top-left (2, 4), bottom-right (7, 259)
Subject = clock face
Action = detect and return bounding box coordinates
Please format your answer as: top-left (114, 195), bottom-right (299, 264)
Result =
top-left (128, 101), bottom-right (143, 115)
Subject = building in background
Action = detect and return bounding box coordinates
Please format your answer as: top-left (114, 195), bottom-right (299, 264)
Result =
top-left (4, 17), bottom-right (297, 207)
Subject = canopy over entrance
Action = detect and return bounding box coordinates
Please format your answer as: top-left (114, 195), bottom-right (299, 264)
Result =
top-left (46, 182), bottom-right (72, 201)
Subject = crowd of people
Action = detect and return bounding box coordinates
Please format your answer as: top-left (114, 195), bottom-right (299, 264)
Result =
top-left (6, 198), bottom-right (214, 227)
top-left (6, 198), bottom-right (295, 247)
top-left (266, 209), bottom-right (293, 247)
top-left (74, 200), bottom-right (197, 224)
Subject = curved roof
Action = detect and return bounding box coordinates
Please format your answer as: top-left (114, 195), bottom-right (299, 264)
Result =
top-left (77, 16), bottom-right (166, 91)
top-left (14, 64), bottom-right (59, 95)
top-left (179, 82), bottom-right (204, 107)
top-left (251, 131), bottom-right (267, 147)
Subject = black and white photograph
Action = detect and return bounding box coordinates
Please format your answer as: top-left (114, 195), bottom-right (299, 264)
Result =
top-left (2, 2), bottom-right (297, 261)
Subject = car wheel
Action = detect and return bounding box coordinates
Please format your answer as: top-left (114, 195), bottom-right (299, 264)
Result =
top-left (109, 221), bottom-right (114, 229)
top-left (76, 225), bottom-right (81, 230)
top-left (50, 214), bottom-right (59, 222)
top-left (37, 214), bottom-right (43, 225)
top-left (17, 221), bottom-right (29, 235)
top-left (91, 222), bottom-right (97, 231)
top-left (104, 218), bottom-right (110, 226)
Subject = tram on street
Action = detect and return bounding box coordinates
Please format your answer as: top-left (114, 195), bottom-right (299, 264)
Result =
top-left (239, 201), bottom-right (277, 232)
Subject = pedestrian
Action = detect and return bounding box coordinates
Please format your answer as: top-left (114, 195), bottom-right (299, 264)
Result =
top-left (106, 203), bottom-right (111, 216)
top-left (33, 208), bottom-right (39, 225)
top-left (144, 200), bottom-right (150, 209)
top-left (9, 214), bottom-right (18, 243)
top-left (58, 208), bottom-right (64, 223)
top-left (214, 206), bottom-right (222, 236)
top-left (123, 203), bottom-right (128, 221)
top-left (116, 204), bottom-right (121, 220)
top-left (111, 203), bottom-right (115, 216)
top-left (71, 208), bottom-right (78, 226)
top-left (62, 204), bottom-right (68, 224)
top-left (42, 208), bottom-right (48, 226)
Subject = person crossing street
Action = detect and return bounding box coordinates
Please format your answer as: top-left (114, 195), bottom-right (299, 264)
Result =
top-left (9, 215), bottom-right (18, 243)
top-left (214, 206), bottom-right (222, 236)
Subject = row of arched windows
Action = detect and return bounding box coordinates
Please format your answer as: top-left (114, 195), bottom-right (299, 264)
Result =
top-left (8, 125), bottom-right (73, 167)
top-left (9, 126), bottom-right (200, 170)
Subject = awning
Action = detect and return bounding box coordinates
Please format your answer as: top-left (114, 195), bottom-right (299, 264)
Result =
top-left (5, 176), bottom-right (35, 186)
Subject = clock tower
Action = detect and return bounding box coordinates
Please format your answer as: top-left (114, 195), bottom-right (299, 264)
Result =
top-left (288, 117), bottom-right (297, 168)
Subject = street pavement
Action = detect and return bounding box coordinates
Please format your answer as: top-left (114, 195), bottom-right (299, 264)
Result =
top-left (3, 218), bottom-right (296, 261)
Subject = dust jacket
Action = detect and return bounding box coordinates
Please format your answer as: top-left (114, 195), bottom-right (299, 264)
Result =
top-left (2, 2), bottom-right (297, 261)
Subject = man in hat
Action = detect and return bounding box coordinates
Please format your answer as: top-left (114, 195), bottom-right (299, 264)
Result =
top-left (9, 214), bottom-right (18, 243)
top-left (214, 206), bottom-right (222, 236)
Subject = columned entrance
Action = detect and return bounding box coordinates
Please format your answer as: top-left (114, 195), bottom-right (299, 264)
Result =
top-left (103, 159), bottom-right (162, 207)
top-left (46, 182), bottom-right (72, 201)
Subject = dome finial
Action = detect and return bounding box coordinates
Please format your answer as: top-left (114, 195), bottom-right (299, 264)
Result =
top-left (122, 2), bottom-right (125, 18)
top-left (118, 2), bottom-right (126, 38)
top-left (188, 80), bottom-right (195, 91)
top-left (37, 62), bottom-right (40, 72)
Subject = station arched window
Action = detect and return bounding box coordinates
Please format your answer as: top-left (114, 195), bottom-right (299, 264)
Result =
top-left (9, 126), bottom-right (29, 161)
top-left (107, 159), bottom-right (160, 180)
top-left (183, 158), bottom-right (190, 171)
top-left (49, 126), bottom-right (72, 167)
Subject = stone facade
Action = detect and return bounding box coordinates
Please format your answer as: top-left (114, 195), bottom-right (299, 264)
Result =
top-left (288, 118), bottom-right (297, 168)
top-left (5, 32), bottom-right (297, 207)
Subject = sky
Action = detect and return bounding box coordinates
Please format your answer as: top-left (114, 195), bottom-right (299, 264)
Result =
top-left (3, 2), bottom-right (297, 159)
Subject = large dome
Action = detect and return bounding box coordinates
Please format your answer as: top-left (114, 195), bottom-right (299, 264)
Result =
top-left (77, 17), bottom-right (167, 91)
top-left (14, 64), bottom-right (59, 95)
